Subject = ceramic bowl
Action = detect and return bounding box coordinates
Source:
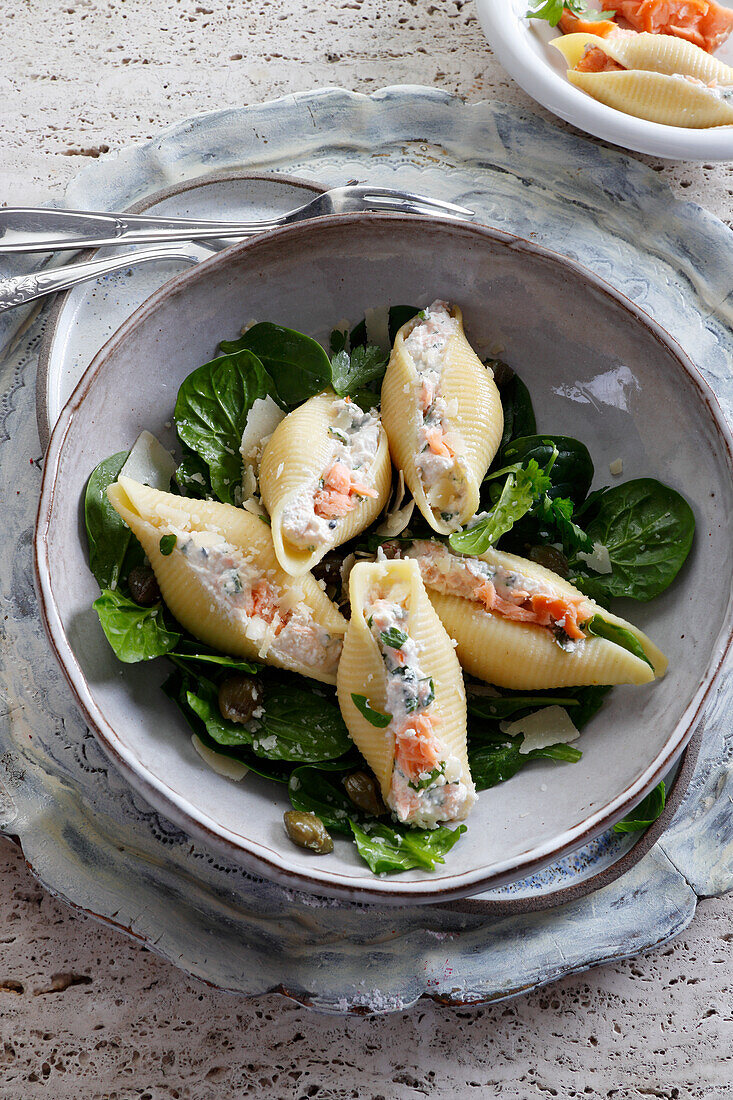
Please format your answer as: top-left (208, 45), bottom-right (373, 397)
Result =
top-left (35, 214), bottom-right (733, 904)
top-left (476, 0), bottom-right (733, 161)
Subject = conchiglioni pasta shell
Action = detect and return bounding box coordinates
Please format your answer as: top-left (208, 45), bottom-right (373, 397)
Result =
top-left (552, 31), bottom-right (733, 84)
top-left (259, 390), bottom-right (392, 575)
top-left (380, 307), bottom-right (503, 535)
top-left (566, 69), bottom-right (733, 127)
top-left (107, 476), bottom-right (346, 683)
top-left (419, 546), bottom-right (667, 690)
top-left (336, 559), bottom-right (471, 801)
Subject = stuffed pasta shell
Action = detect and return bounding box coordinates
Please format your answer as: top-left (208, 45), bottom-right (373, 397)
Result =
top-left (107, 476), bottom-right (347, 684)
top-left (336, 558), bottom-right (476, 829)
top-left (380, 301), bottom-right (503, 536)
top-left (552, 31), bottom-right (733, 127)
top-left (259, 391), bottom-right (391, 575)
top-left (397, 541), bottom-right (667, 690)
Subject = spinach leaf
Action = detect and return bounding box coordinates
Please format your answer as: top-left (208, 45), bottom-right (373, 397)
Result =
top-left (349, 820), bottom-right (466, 874)
top-left (175, 449), bottom-right (213, 499)
top-left (450, 458), bottom-right (551, 555)
top-left (585, 615), bottom-right (654, 671)
top-left (330, 344), bottom-right (388, 397)
top-left (85, 451), bottom-right (131, 589)
top-left (170, 641), bottom-right (259, 674)
top-left (174, 349), bottom-right (270, 505)
top-left (494, 369), bottom-right (536, 450)
top-left (289, 760), bottom-right (361, 835)
top-left (469, 735), bottom-right (582, 792)
top-left (570, 479), bottom-right (695, 602)
top-left (182, 670), bottom-right (352, 763)
top-left (613, 781), bottom-right (666, 834)
top-left (564, 685), bottom-right (612, 730)
top-left (186, 678), bottom-right (254, 747)
top-left (467, 692), bottom-right (580, 722)
top-left (253, 680), bottom-right (353, 762)
top-left (501, 435), bottom-right (593, 503)
top-left (161, 669), bottom-right (291, 783)
top-left (93, 589), bottom-right (180, 662)
top-left (351, 694), bottom-right (392, 728)
top-left (220, 322), bottom-right (331, 406)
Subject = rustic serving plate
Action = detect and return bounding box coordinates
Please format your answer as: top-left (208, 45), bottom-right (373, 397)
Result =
top-left (477, 0), bottom-right (733, 161)
top-left (34, 211), bottom-right (733, 904)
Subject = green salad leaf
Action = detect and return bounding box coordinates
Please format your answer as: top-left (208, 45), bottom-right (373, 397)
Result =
top-left (501, 435), bottom-right (594, 503)
top-left (450, 458), bottom-right (552, 555)
top-left (613, 781), bottom-right (666, 834)
top-left (585, 615), bottom-right (654, 671)
top-left (170, 642), bottom-right (259, 674)
top-left (174, 349), bottom-right (270, 505)
top-left (330, 344), bottom-right (388, 397)
top-left (93, 589), bottom-right (180, 662)
top-left (349, 820), bottom-right (466, 874)
top-left (351, 694), bottom-right (392, 728)
top-left (570, 479), bottom-right (695, 602)
top-left (85, 451), bottom-right (132, 589)
top-left (525, 0), bottom-right (614, 26)
top-left (220, 322), bottom-right (332, 406)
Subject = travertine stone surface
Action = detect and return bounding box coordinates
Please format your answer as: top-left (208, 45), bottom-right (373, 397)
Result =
top-left (3, 0), bottom-right (733, 222)
top-left (2, 0), bottom-right (732, 1092)
top-left (1, 840), bottom-right (731, 1097)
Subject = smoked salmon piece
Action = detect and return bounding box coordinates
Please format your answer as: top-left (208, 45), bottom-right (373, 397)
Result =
top-left (575, 44), bottom-right (626, 70)
top-left (601, 0), bottom-right (733, 52)
top-left (559, 10), bottom-right (619, 35)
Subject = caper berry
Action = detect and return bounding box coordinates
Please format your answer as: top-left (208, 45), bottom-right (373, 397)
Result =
top-left (528, 545), bottom-right (569, 578)
top-left (343, 771), bottom-right (386, 817)
top-left (283, 811), bottom-right (334, 855)
top-left (128, 565), bottom-right (161, 607)
top-left (218, 673), bottom-right (263, 725)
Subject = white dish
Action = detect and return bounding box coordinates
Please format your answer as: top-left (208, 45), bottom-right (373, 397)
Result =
top-left (35, 213), bottom-right (733, 905)
top-left (476, 0), bottom-right (733, 160)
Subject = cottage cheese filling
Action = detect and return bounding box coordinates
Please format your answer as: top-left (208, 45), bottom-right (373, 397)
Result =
top-left (281, 397), bottom-right (381, 550)
top-left (366, 588), bottom-right (475, 828)
top-left (403, 301), bottom-right (469, 529)
top-left (177, 530), bottom-right (341, 674)
top-left (405, 541), bottom-right (593, 651)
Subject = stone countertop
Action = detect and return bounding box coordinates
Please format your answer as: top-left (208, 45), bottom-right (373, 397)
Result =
top-left (2, 0), bottom-right (731, 1094)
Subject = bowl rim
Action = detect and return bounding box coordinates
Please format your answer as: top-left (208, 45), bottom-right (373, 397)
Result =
top-left (35, 169), bottom-right (325, 450)
top-left (34, 211), bottom-right (733, 904)
top-left (476, 0), bottom-right (733, 162)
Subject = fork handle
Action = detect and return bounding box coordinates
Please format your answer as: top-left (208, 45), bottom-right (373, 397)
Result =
top-left (0, 245), bottom-right (203, 313)
top-left (0, 207), bottom-right (294, 254)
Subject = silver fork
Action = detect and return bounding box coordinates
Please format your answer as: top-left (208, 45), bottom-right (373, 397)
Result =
top-left (0, 185), bottom-right (474, 313)
top-left (0, 185), bottom-right (474, 252)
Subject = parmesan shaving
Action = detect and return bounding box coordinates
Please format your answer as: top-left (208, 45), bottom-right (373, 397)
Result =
top-left (120, 431), bottom-right (176, 491)
top-left (609, 457), bottom-right (623, 476)
top-left (191, 735), bottom-right (249, 780)
top-left (240, 395), bottom-right (286, 468)
top-left (365, 305), bottom-right (391, 352)
top-left (375, 470), bottom-right (415, 537)
top-left (577, 541), bottom-right (613, 575)
top-left (503, 706), bottom-right (580, 755)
